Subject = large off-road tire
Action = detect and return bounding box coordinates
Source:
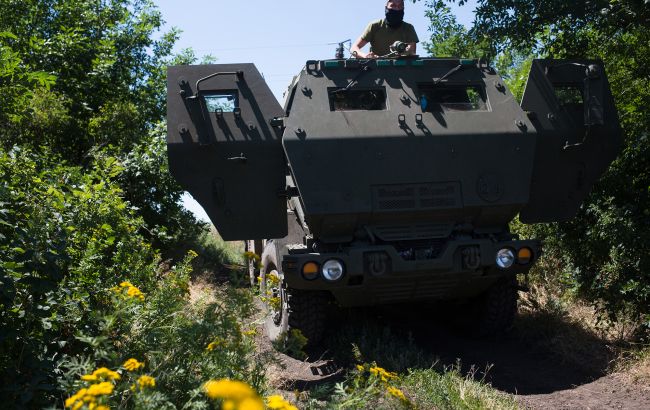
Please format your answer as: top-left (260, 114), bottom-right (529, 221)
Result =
top-left (262, 269), bottom-right (328, 351)
top-left (464, 275), bottom-right (518, 337)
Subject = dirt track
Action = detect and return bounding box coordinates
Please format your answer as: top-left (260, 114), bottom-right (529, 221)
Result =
top-left (259, 302), bottom-right (650, 409)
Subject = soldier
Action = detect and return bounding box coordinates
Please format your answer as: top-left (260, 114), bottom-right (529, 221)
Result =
top-left (350, 0), bottom-right (419, 59)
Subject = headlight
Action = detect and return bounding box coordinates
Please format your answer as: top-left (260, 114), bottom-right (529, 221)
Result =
top-left (322, 259), bottom-right (344, 281)
top-left (496, 249), bottom-right (515, 269)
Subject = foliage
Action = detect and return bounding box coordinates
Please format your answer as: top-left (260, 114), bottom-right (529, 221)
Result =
top-left (318, 361), bottom-right (516, 410)
top-left (329, 364), bottom-right (412, 409)
top-left (0, 0), bottom-right (199, 255)
top-left (116, 124), bottom-right (201, 250)
top-left (57, 254), bottom-right (273, 409)
top-left (401, 366), bottom-right (518, 410)
top-left (0, 148), bottom-right (158, 407)
top-left (424, 0), bottom-right (650, 335)
top-left (423, 0), bottom-right (493, 59)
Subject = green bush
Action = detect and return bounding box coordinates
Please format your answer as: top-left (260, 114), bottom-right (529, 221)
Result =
top-left (0, 148), bottom-right (158, 406)
top-left (57, 253), bottom-right (267, 409)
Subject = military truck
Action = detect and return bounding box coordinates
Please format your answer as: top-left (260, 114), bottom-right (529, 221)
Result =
top-left (167, 55), bottom-right (621, 344)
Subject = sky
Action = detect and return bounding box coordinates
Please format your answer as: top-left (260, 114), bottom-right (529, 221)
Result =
top-left (155, 0), bottom-right (478, 221)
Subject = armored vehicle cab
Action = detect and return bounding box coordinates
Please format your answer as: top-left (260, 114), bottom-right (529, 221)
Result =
top-left (167, 57), bottom-right (621, 343)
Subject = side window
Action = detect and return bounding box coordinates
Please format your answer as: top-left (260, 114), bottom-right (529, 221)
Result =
top-left (203, 91), bottom-right (238, 113)
top-left (418, 84), bottom-right (489, 112)
top-left (328, 88), bottom-right (387, 111)
top-left (553, 84), bottom-right (585, 128)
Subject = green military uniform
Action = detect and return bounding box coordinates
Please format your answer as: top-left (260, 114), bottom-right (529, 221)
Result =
top-left (361, 19), bottom-right (419, 57)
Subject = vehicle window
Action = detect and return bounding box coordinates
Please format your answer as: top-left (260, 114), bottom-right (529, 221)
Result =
top-left (328, 88), bottom-right (387, 111)
top-left (418, 84), bottom-right (489, 112)
top-left (203, 92), bottom-right (238, 113)
top-left (554, 85), bottom-right (584, 107)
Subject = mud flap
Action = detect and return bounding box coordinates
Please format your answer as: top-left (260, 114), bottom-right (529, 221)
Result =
top-left (167, 64), bottom-right (287, 240)
top-left (519, 59), bottom-right (622, 223)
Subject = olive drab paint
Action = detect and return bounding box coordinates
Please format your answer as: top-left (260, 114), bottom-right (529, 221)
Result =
top-left (167, 58), bottom-right (621, 242)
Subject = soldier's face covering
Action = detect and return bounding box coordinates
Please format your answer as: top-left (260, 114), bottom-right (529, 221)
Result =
top-left (385, 7), bottom-right (405, 28)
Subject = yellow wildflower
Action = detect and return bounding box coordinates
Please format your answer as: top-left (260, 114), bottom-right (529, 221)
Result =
top-left (266, 394), bottom-right (298, 410)
top-left (188, 250), bottom-right (198, 258)
top-left (66, 381), bottom-right (114, 409)
top-left (243, 251), bottom-right (261, 262)
top-left (356, 364), bottom-right (365, 372)
top-left (238, 397), bottom-right (264, 410)
top-left (203, 379), bottom-right (264, 409)
top-left (387, 386), bottom-right (408, 403)
top-left (113, 281), bottom-right (145, 301)
top-left (65, 388), bottom-right (88, 408)
top-left (203, 379), bottom-right (256, 401)
top-left (81, 367), bottom-right (121, 382)
top-left (136, 375), bottom-right (156, 389)
top-left (123, 358), bottom-right (145, 372)
top-left (126, 286), bottom-right (144, 301)
top-left (89, 404), bottom-right (110, 410)
top-left (369, 366), bottom-right (398, 382)
top-left (206, 338), bottom-right (225, 351)
top-left (242, 329), bottom-right (257, 337)
top-left (86, 382), bottom-right (114, 396)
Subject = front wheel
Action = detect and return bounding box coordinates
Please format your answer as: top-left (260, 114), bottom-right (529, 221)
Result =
top-left (462, 275), bottom-right (519, 337)
top-left (261, 269), bottom-right (328, 352)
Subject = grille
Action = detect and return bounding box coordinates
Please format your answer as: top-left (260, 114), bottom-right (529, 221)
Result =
top-left (372, 223), bottom-right (453, 241)
top-left (373, 182), bottom-right (462, 212)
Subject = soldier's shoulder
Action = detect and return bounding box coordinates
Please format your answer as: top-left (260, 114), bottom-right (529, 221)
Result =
top-left (402, 21), bottom-right (416, 30)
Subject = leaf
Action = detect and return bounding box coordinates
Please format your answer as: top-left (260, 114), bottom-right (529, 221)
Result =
top-left (41, 318), bottom-right (52, 330)
top-left (0, 32), bottom-right (18, 40)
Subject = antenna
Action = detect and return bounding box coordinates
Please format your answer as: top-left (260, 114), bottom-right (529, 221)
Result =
top-left (329, 39), bottom-right (351, 59)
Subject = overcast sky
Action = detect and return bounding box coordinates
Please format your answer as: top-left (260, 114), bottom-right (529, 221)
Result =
top-left (155, 0), bottom-right (478, 222)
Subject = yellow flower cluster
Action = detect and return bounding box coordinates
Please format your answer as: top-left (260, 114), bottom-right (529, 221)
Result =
top-left (387, 386), bottom-right (408, 402)
top-left (242, 329), bottom-right (257, 337)
top-left (123, 358), bottom-right (145, 372)
top-left (356, 363), bottom-right (411, 405)
top-left (65, 382), bottom-right (114, 410)
top-left (112, 281), bottom-right (145, 301)
top-left (369, 366), bottom-right (398, 382)
top-left (203, 379), bottom-right (264, 410)
top-left (243, 251), bottom-right (261, 262)
top-left (206, 338), bottom-right (226, 351)
top-left (135, 375), bottom-right (156, 390)
top-left (266, 395), bottom-right (298, 410)
top-left (81, 367), bottom-right (121, 382)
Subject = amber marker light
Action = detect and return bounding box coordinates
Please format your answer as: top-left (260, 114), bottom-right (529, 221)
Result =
top-left (302, 262), bottom-right (320, 280)
top-left (517, 247), bottom-right (533, 265)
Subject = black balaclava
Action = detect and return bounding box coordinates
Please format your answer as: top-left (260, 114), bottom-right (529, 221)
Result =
top-left (385, 7), bottom-right (404, 28)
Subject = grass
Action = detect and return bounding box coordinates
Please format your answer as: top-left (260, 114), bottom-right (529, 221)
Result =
top-left (297, 309), bottom-right (518, 409)
top-left (402, 367), bottom-right (518, 410)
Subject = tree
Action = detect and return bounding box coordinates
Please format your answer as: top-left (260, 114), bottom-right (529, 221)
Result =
top-left (0, 0), bottom-right (199, 251)
top-left (423, 0), bottom-right (650, 333)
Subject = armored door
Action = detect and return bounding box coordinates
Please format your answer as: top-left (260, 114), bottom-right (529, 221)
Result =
top-left (519, 59), bottom-right (622, 223)
top-left (167, 64), bottom-right (287, 240)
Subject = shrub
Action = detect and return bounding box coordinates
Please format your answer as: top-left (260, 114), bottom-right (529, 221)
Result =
top-left (0, 148), bottom-right (157, 406)
top-left (57, 253), bottom-right (269, 409)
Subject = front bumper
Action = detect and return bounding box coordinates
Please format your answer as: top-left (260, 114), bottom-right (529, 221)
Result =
top-left (281, 238), bottom-right (540, 307)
